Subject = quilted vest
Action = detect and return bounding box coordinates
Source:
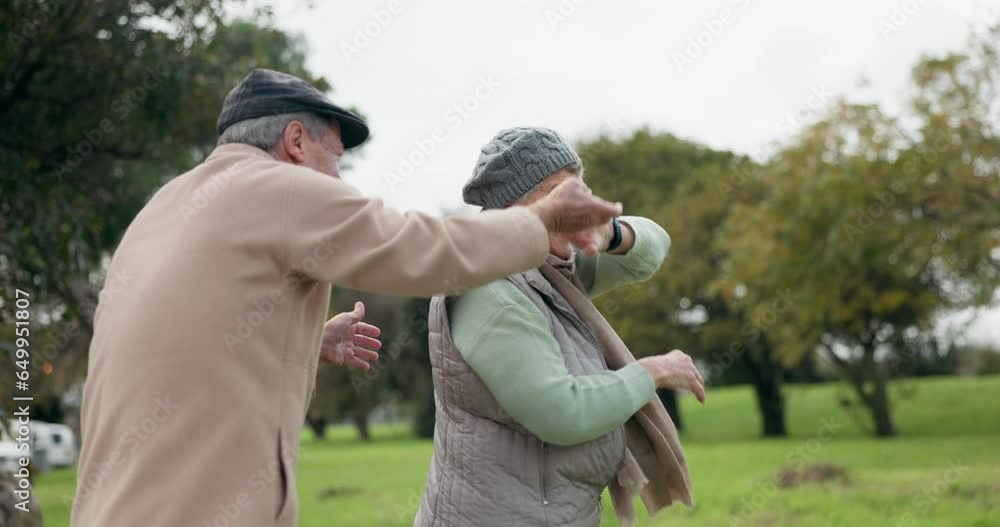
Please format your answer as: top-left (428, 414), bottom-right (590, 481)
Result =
top-left (415, 268), bottom-right (627, 527)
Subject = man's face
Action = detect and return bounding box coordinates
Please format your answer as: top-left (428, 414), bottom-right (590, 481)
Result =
top-left (300, 121), bottom-right (345, 178)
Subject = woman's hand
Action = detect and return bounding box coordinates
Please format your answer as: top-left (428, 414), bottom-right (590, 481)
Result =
top-left (638, 350), bottom-right (706, 403)
top-left (320, 301), bottom-right (381, 371)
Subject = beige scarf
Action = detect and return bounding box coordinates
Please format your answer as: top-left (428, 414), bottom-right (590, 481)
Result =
top-left (539, 260), bottom-right (694, 527)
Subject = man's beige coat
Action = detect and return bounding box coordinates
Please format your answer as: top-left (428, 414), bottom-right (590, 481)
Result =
top-left (70, 144), bottom-right (549, 526)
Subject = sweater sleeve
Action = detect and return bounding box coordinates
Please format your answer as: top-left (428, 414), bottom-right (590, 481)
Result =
top-left (575, 216), bottom-right (671, 298)
top-left (278, 166), bottom-right (549, 297)
top-left (450, 280), bottom-right (655, 446)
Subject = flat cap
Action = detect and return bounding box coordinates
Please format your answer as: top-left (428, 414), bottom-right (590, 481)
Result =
top-left (463, 127), bottom-right (581, 209)
top-left (216, 68), bottom-right (369, 148)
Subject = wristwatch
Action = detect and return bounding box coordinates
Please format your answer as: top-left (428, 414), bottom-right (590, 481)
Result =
top-left (607, 217), bottom-right (623, 252)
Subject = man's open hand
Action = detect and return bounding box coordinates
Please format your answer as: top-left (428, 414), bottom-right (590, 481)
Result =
top-left (527, 179), bottom-right (622, 255)
top-left (320, 301), bottom-right (381, 371)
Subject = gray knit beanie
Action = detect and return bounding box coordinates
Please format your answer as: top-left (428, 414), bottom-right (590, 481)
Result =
top-left (463, 127), bottom-right (581, 209)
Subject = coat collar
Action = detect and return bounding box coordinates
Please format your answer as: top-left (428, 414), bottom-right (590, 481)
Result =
top-left (207, 143), bottom-right (275, 162)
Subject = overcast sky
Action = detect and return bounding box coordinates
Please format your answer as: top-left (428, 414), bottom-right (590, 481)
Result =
top-left (254, 0), bottom-right (1000, 345)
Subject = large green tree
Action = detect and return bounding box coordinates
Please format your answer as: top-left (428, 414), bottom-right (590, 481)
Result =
top-left (716, 27), bottom-right (1000, 436)
top-left (0, 1), bottom-right (358, 419)
top-left (578, 129), bottom-right (796, 437)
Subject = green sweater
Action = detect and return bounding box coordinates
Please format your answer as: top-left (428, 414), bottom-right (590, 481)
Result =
top-left (449, 216), bottom-right (670, 446)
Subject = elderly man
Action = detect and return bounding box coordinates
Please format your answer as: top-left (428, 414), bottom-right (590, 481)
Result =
top-left (71, 70), bottom-right (620, 527)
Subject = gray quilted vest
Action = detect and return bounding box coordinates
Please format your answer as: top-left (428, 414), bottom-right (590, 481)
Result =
top-left (415, 268), bottom-right (627, 527)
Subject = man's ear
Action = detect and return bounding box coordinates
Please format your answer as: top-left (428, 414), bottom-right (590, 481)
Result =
top-left (281, 121), bottom-right (308, 164)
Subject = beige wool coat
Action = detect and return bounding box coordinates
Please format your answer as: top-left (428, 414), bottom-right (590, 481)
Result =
top-left (71, 143), bottom-right (549, 526)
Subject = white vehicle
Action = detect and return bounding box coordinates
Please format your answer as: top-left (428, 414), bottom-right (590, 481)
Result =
top-left (32, 422), bottom-right (77, 468)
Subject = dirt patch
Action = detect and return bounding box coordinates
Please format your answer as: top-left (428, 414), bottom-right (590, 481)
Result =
top-left (317, 486), bottom-right (362, 500)
top-left (774, 462), bottom-right (850, 488)
top-left (951, 483), bottom-right (1000, 499)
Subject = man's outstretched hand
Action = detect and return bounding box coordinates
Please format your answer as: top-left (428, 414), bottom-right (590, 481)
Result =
top-left (321, 301), bottom-right (381, 371)
top-left (527, 179), bottom-right (622, 256)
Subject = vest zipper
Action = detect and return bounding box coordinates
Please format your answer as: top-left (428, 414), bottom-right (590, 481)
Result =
top-left (539, 440), bottom-right (550, 507)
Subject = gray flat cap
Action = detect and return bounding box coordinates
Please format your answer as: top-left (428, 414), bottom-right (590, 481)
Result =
top-left (463, 127), bottom-right (581, 209)
top-left (216, 68), bottom-right (369, 148)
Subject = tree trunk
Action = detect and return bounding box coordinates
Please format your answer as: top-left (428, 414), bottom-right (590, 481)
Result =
top-left (860, 346), bottom-right (897, 437)
top-left (305, 415), bottom-right (327, 440)
top-left (353, 414), bottom-right (371, 441)
top-left (656, 389), bottom-right (683, 432)
top-left (744, 347), bottom-right (787, 437)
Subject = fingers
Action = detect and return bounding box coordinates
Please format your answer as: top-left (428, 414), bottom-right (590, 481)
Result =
top-left (689, 370), bottom-right (706, 404)
top-left (570, 229), bottom-right (603, 256)
top-left (586, 195), bottom-right (623, 219)
top-left (350, 301), bottom-right (365, 323)
top-left (354, 322), bottom-right (381, 338)
top-left (353, 335), bottom-right (382, 351)
top-left (352, 348), bottom-right (379, 362)
top-left (690, 377), bottom-right (705, 404)
top-left (544, 180), bottom-right (623, 233)
top-left (692, 363), bottom-right (705, 387)
top-left (344, 355), bottom-right (372, 371)
top-left (676, 351), bottom-right (705, 403)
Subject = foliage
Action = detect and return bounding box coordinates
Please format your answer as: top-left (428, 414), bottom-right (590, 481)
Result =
top-left (578, 129), bottom-right (795, 436)
top-left (0, 1), bottom-right (358, 416)
top-left (715, 26), bottom-right (1000, 435)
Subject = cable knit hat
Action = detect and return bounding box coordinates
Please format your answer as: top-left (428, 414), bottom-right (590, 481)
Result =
top-left (463, 127), bottom-right (581, 209)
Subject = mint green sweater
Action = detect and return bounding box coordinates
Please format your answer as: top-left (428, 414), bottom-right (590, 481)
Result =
top-left (449, 216), bottom-right (670, 446)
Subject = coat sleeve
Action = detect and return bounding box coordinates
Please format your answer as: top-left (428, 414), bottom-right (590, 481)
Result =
top-left (278, 167), bottom-right (550, 296)
top-left (575, 215), bottom-right (671, 297)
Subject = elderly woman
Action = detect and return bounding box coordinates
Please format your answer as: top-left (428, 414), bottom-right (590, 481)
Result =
top-left (415, 127), bottom-right (706, 527)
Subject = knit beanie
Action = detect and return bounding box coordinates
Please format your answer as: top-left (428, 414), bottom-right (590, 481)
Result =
top-left (462, 127), bottom-right (581, 209)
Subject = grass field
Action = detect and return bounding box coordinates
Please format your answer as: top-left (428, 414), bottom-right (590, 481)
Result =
top-left (34, 375), bottom-right (1000, 526)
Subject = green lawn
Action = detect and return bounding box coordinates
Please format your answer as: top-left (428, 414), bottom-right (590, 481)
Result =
top-left (35, 376), bottom-right (1000, 526)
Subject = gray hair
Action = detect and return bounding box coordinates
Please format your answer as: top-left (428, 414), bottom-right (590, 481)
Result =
top-left (217, 111), bottom-right (331, 150)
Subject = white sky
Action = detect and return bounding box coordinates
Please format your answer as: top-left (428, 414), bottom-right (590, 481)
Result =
top-left (258, 0), bottom-right (1000, 346)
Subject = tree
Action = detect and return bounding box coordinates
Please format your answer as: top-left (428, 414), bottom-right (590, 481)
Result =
top-left (307, 291), bottom-right (405, 441)
top-left (0, 2), bottom-right (361, 420)
top-left (716, 26), bottom-right (1000, 436)
top-left (392, 297), bottom-right (436, 438)
top-left (578, 129), bottom-right (793, 437)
